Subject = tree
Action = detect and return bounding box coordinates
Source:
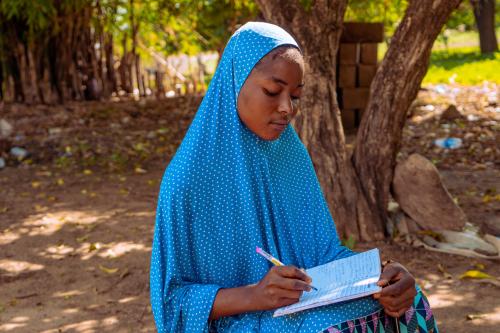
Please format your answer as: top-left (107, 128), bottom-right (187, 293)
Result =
top-left (470, 0), bottom-right (498, 53)
top-left (0, 0), bottom-right (121, 103)
top-left (256, 0), bottom-right (462, 241)
top-left (0, 0), bottom-right (258, 103)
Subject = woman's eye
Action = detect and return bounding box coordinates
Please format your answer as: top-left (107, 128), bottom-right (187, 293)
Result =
top-left (263, 88), bottom-right (280, 97)
top-left (291, 95), bottom-right (300, 101)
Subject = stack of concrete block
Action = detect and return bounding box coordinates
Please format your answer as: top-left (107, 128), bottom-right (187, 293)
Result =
top-left (337, 22), bottom-right (384, 132)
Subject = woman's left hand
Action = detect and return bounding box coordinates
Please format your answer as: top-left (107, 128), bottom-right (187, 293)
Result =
top-left (373, 262), bottom-right (416, 318)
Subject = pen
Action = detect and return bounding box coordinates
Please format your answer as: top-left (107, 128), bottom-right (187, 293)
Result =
top-left (256, 246), bottom-right (318, 291)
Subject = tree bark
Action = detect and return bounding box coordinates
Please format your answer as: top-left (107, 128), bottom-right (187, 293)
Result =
top-left (257, 0), bottom-right (462, 241)
top-left (0, 2), bottom-right (116, 103)
top-left (471, 0), bottom-right (498, 53)
top-left (104, 32), bottom-right (118, 95)
top-left (16, 41), bottom-right (41, 104)
top-left (352, 0), bottom-right (462, 235)
top-left (130, 0), bottom-right (144, 97)
top-left (257, 0), bottom-right (382, 240)
top-left (0, 61), bottom-right (3, 101)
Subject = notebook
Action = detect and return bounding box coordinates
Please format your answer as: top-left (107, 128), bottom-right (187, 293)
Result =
top-left (273, 248), bottom-right (382, 317)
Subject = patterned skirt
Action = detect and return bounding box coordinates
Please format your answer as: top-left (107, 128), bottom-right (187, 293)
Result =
top-left (320, 290), bottom-right (438, 333)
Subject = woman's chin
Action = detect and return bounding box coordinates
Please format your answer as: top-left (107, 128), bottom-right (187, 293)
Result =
top-left (258, 131), bottom-right (282, 141)
top-left (249, 124), bottom-right (287, 141)
top-left (260, 126), bottom-right (287, 141)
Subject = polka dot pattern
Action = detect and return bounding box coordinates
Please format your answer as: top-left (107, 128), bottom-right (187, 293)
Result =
top-left (150, 22), bottom-right (382, 333)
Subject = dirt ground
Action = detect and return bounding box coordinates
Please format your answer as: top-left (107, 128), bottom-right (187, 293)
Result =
top-left (0, 86), bottom-right (499, 332)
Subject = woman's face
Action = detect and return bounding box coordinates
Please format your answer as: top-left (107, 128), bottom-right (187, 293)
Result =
top-left (237, 48), bottom-right (304, 141)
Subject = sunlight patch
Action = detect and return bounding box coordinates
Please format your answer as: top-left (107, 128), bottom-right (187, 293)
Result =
top-left (41, 244), bottom-right (75, 260)
top-left (0, 259), bottom-right (44, 274)
top-left (426, 287), bottom-right (466, 308)
top-left (53, 290), bottom-right (85, 298)
top-left (40, 319), bottom-right (98, 333)
top-left (100, 241), bottom-right (146, 258)
top-left (22, 210), bottom-right (115, 238)
top-left (0, 316), bottom-right (29, 332)
top-left (118, 296), bottom-right (138, 304)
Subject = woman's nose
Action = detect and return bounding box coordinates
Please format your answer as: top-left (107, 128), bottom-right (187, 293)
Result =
top-left (278, 95), bottom-right (293, 116)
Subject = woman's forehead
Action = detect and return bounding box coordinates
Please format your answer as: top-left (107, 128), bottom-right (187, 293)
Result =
top-left (256, 47), bottom-right (304, 72)
top-left (253, 56), bottom-right (304, 88)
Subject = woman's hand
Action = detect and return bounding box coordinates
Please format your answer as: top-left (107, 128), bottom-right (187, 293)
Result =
top-left (249, 265), bottom-right (312, 311)
top-left (210, 265), bottom-right (312, 320)
top-left (373, 262), bottom-right (416, 318)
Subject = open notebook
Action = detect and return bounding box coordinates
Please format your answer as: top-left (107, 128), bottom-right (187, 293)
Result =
top-left (274, 248), bottom-right (382, 317)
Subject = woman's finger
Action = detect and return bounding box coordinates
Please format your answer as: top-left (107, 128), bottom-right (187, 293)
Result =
top-left (380, 297), bottom-right (413, 313)
top-left (380, 274), bottom-right (415, 297)
top-left (378, 292), bottom-right (415, 314)
top-left (377, 264), bottom-right (402, 286)
top-left (276, 276), bottom-right (312, 292)
top-left (273, 265), bottom-right (312, 283)
top-left (385, 304), bottom-right (411, 318)
top-left (274, 287), bottom-right (303, 300)
top-left (278, 297), bottom-right (302, 307)
top-left (379, 286), bottom-right (416, 308)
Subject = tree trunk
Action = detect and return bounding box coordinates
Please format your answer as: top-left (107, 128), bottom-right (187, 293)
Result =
top-left (257, 0), bottom-right (462, 241)
top-left (0, 2), bottom-right (110, 104)
top-left (120, 30), bottom-right (134, 95)
top-left (471, 0), bottom-right (498, 53)
top-left (0, 62), bottom-right (3, 101)
top-left (130, 0), bottom-right (144, 97)
top-left (16, 41), bottom-right (41, 104)
top-left (155, 70), bottom-right (165, 98)
top-left (353, 0), bottom-right (462, 235)
top-left (104, 33), bottom-right (118, 96)
top-left (257, 0), bottom-right (382, 240)
top-left (95, 1), bottom-right (108, 97)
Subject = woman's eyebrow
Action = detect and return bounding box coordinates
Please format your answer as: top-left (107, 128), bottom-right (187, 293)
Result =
top-left (271, 76), bottom-right (305, 88)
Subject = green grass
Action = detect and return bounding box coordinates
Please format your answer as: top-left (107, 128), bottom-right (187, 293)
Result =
top-left (378, 28), bottom-right (500, 85)
top-left (432, 29), bottom-right (493, 50)
top-left (423, 47), bottom-right (500, 85)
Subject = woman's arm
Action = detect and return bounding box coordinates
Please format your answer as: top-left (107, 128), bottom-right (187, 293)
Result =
top-left (209, 265), bottom-right (312, 320)
top-left (209, 285), bottom-right (257, 320)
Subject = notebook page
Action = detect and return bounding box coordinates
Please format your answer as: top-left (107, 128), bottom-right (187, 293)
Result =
top-left (274, 249), bottom-right (381, 317)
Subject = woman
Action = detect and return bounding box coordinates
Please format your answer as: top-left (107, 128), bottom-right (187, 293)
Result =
top-left (150, 22), bottom-right (438, 333)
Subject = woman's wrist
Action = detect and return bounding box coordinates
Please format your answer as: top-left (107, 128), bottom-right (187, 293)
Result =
top-left (209, 284), bottom-right (261, 320)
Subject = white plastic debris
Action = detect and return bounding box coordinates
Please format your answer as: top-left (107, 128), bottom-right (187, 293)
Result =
top-left (0, 119), bottom-right (13, 138)
top-left (10, 147), bottom-right (28, 160)
top-left (421, 104), bottom-right (435, 112)
top-left (48, 128), bottom-right (62, 136)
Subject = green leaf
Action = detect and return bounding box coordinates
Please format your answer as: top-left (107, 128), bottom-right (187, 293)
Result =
top-left (342, 234), bottom-right (356, 250)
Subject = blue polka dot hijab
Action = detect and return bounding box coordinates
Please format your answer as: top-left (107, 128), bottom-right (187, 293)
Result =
top-left (150, 22), bottom-right (380, 332)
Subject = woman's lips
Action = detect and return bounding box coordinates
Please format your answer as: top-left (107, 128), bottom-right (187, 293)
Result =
top-left (270, 122), bottom-right (287, 131)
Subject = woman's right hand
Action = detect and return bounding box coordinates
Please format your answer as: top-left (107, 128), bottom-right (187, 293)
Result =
top-left (249, 266), bottom-right (313, 311)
